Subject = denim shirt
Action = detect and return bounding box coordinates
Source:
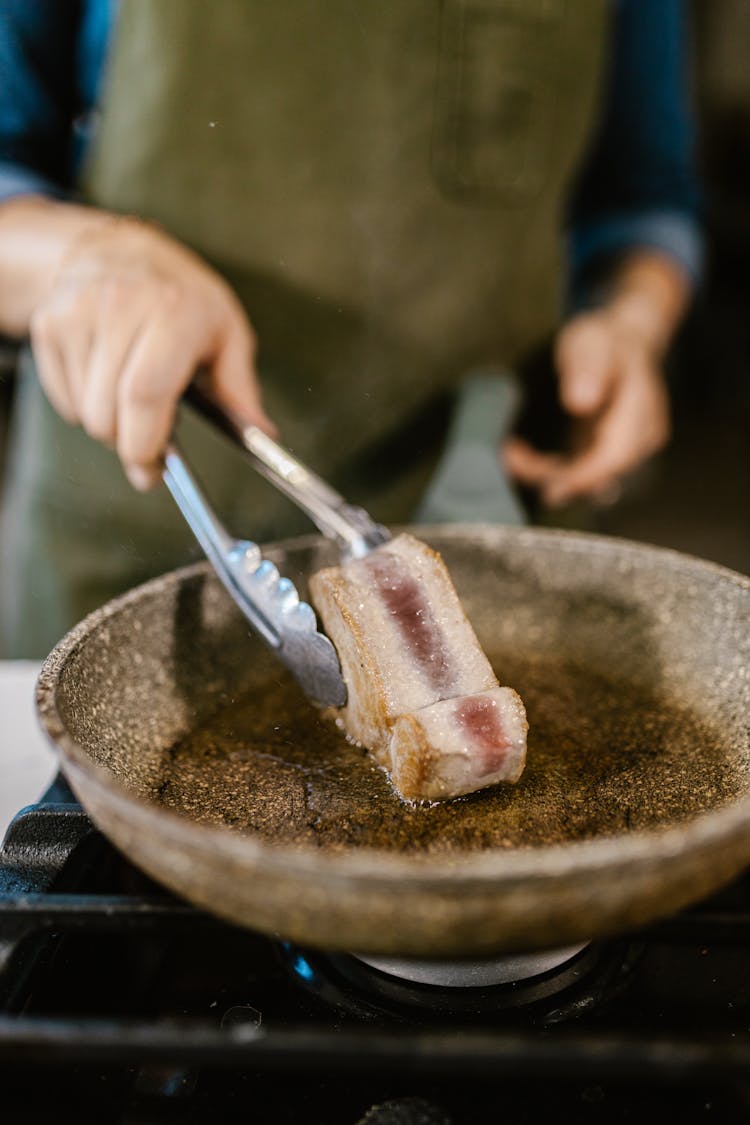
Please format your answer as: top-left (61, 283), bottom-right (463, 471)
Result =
top-left (0, 0), bottom-right (704, 297)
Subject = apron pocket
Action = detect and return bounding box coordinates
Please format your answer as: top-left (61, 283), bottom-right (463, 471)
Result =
top-left (432, 0), bottom-right (564, 204)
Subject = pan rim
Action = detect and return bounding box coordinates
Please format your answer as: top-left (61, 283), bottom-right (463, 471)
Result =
top-left (35, 524), bottom-right (750, 889)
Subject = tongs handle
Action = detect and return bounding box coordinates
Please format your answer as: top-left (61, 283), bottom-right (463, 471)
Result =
top-left (163, 439), bottom-right (347, 708)
top-left (184, 382), bottom-right (390, 561)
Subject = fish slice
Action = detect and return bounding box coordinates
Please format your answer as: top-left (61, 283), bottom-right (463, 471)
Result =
top-left (162, 383), bottom-right (389, 708)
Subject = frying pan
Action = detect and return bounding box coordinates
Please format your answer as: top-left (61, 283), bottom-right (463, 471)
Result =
top-left (36, 524), bottom-right (750, 958)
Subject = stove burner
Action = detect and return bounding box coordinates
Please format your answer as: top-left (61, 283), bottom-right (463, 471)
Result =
top-left (4, 782), bottom-right (750, 1122)
top-left (283, 939), bottom-right (642, 1024)
top-left (351, 943), bottom-right (588, 987)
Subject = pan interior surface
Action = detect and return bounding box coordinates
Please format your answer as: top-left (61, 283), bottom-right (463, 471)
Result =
top-left (48, 527), bottom-right (750, 859)
top-left (151, 654), bottom-right (742, 852)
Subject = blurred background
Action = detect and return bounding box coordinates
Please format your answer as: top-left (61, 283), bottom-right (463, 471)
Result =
top-left (0, 0), bottom-right (748, 576)
top-left (592, 0), bottom-right (750, 575)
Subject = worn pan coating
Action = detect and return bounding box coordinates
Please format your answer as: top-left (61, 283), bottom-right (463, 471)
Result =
top-left (36, 525), bottom-right (750, 957)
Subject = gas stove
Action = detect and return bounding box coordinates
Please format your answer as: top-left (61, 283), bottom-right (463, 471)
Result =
top-left (1, 774), bottom-right (749, 1124)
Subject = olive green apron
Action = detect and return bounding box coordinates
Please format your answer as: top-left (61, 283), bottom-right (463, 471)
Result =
top-left (0, 0), bottom-right (607, 658)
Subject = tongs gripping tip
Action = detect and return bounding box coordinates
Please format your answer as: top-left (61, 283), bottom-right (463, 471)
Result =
top-left (163, 440), bottom-right (347, 708)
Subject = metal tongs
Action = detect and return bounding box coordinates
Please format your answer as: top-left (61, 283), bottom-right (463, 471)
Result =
top-left (162, 382), bottom-right (390, 708)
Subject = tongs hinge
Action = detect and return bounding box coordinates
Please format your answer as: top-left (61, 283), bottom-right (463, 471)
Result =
top-left (185, 384), bottom-right (390, 561)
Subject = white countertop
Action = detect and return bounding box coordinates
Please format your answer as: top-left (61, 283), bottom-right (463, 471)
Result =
top-left (0, 661), bottom-right (57, 838)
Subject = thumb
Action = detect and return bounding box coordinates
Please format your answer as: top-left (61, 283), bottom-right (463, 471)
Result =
top-left (556, 317), bottom-right (615, 417)
top-left (210, 321), bottom-right (278, 437)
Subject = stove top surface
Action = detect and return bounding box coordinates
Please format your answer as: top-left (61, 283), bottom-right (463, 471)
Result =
top-left (1, 775), bottom-right (748, 1124)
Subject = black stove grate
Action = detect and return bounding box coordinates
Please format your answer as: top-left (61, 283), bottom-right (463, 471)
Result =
top-left (1, 775), bottom-right (749, 1124)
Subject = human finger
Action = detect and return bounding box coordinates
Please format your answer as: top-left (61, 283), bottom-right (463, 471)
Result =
top-left (208, 315), bottom-right (277, 437)
top-left (502, 436), bottom-right (565, 488)
top-left (80, 285), bottom-right (152, 446)
top-left (116, 311), bottom-right (199, 489)
top-left (540, 416), bottom-right (634, 507)
top-left (541, 368), bottom-right (668, 507)
top-left (50, 288), bottom-right (95, 413)
top-left (555, 315), bottom-right (615, 417)
top-left (29, 308), bottom-right (78, 424)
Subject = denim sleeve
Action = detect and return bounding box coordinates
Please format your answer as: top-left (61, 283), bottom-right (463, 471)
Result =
top-left (567, 0), bottom-right (704, 303)
top-left (0, 0), bottom-right (82, 203)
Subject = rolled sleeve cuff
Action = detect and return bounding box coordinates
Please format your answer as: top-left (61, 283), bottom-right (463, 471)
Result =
top-left (0, 161), bottom-right (68, 206)
top-left (570, 209), bottom-right (705, 295)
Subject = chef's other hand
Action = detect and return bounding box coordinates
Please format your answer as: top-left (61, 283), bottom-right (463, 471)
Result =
top-left (503, 252), bottom-right (689, 509)
top-left (29, 213), bottom-right (275, 491)
top-left (503, 308), bottom-right (669, 507)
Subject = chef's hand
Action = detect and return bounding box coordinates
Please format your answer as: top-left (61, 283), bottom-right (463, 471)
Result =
top-left (26, 210), bottom-right (274, 491)
top-left (503, 252), bottom-right (690, 509)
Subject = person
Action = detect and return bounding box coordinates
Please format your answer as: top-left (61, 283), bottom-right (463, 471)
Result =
top-left (0, 0), bottom-right (702, 658)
